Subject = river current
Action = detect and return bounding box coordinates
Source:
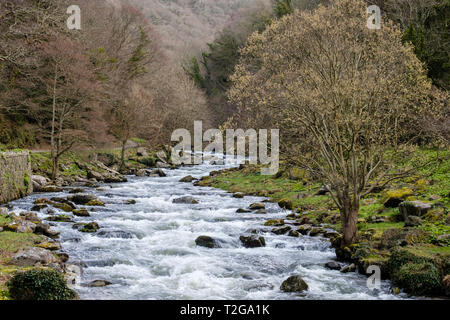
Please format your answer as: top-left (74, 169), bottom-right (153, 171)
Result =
top-left (10, 156), bottom-right (407, 300)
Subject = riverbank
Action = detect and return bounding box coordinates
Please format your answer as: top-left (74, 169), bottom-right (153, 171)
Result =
top-left (196, 149), bottom-right (450, 297)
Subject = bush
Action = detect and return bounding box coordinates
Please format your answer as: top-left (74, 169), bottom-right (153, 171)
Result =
top-left (392, 262), bottom-right (442, 296)
top-left (7, 268), bottom-right (76, 300)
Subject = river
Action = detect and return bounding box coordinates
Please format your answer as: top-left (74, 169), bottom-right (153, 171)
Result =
top-left (9, 155), bottom-right (407, 300)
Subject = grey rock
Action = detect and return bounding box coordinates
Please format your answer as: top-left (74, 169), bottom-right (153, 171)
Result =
top-left (272, 226), bottom-right (292, 235)
top-left (249, 203), bottom-right (265, 210)
top-left (68, 194), bottom-right (97, 205)
top-left (399, 201), bottom-right (432, 219)
top-left (340, 263), bottom-right (357, 273)
top-left (173, 196), bottom-right (199, 204)
top-left (179, 175), bottom-right (196, 183)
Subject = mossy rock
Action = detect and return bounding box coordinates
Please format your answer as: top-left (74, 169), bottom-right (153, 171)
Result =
top-left (53, 202), bottom-right (73, 213)
top-left (392, 262), bottom-right (443, 296)
top-left (46, 215), bottom-right (73, 223)
top-left (264, 219), bottom-right (284, 227)
top-left (80, 222), bottom-right (99, 233)
top-left (86, 199), bottom-right (105, 207)
top-left (72, 208), bottom-right (90, 217)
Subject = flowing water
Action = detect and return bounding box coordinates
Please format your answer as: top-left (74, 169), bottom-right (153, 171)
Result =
top-left (10, 155), bottom-right (407, 300)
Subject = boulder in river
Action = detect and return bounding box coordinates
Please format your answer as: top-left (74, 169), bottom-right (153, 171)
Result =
top-left (239, 235), bottom-right (266, 248)
top-left (233, 192), bottom-right (245, 199)
top-left (236, 208), bottom-right (251, 213)
top-left (195, 236), bottom-right (221, 248)
top-left (297, 224), bottom-right (313, 235)
top-left (150, 169), bottom-right (167, 177)
top-left (68, 194), bottom-right (97, 205)
top-left (97, 230), bottom-right (134, 239)
top-left (249, 203), bottom-right (265, 210)
top-left (39, 185), bottom-right (63, 193)
top-left (69, 188), bottom-right (85, 194)
top-left (88, 280), bottom-right (112, 287)
top-left (72, 208), bottom-right (90, 217)
top-left (173, 196), bottom-right (199, 204)
top-left (272, 226), bottom-right (291, 235)
top-left (179, 175), bottom-right (196, 183)
top-left (280, 275), bottom-right (308, 293)
top-left (325, 261), bottom-right (341, 270)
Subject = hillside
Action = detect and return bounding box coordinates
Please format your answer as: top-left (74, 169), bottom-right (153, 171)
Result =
top-left (126, 0), bottom-right (270, 60)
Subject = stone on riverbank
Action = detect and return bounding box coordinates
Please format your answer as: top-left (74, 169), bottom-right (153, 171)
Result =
top-left (325, 261), bottom-right (341, 270)
top-left (399, 201), bottom-right (432, 220)
top-left (11, 247), bottom-right (57, 266)
top-left (272, 226), bottom-right (291, 235)
top-left (88, 280), bottom-right (112, 287)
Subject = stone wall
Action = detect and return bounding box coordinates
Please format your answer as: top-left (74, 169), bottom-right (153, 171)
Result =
top-left (0, 151), bottom-right (32, 204)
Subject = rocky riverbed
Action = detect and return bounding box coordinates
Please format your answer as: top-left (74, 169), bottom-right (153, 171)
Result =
top-left (4, 155), bottom-right (411, 300)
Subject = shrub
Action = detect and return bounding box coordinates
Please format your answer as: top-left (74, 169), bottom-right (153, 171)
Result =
top-left (392, 262), bottom-right (442, 296)
top-left (7, 268), bottom-right (76, 300)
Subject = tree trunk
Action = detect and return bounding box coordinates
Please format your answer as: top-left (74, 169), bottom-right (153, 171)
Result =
top-left (119, 139), bottom-right (127, 173)
top-left (340, 202), bottom-right (359, 246)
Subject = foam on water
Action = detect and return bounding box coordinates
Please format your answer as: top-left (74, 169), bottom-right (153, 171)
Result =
top-left (10, 155), bottom-right (410, 300)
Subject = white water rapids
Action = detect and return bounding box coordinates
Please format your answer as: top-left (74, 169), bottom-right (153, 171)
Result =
top-left (10, 156), bottom-right (407, 300)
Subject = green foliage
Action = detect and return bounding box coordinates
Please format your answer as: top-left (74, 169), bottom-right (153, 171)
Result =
top-left (7, 269), bottom-right (76, 300)
top-left (393, 262), bottom-right (442, 296)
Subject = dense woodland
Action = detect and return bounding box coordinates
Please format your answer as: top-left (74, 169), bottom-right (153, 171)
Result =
top-left (0, 0), bottom-right (449, 246)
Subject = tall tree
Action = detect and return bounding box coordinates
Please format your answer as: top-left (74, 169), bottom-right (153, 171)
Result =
top-left (229, 0), bottom-right (440, 245)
